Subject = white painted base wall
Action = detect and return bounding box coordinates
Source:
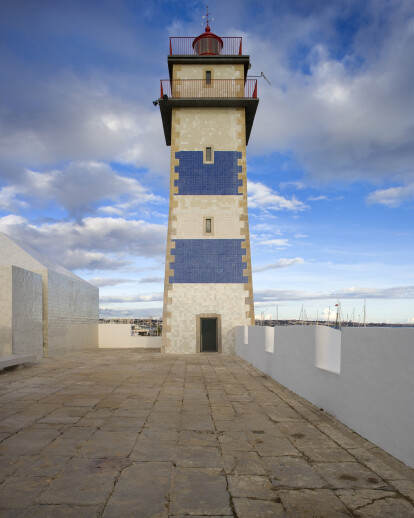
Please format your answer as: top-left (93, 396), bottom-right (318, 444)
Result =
top-left (235, 325), bottom-right (414, 469)
top-left (164, 283), bottom-right (251, 354)
top-left (99, 324), bottom-right (161, 349)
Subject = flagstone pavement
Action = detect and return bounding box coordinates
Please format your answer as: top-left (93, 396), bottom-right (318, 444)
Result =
top-left (0, 349), bottom-right (413, 517)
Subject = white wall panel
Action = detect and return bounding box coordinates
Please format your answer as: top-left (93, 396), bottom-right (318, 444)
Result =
top-left (46, 271), bottom-right (98, 356)
top-left (12, 266), bottom-right (43, 358)
top-left (0, 267), bottom-right (13, 356)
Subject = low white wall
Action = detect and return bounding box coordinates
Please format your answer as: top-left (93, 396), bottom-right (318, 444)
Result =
top-left (99, 324), bottom-right (161, 349)
top-left (235, 325), bottom-right (414, 468)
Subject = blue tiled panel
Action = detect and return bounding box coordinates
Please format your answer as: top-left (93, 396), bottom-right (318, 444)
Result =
top-left (175, 151), bottom-right (242, 195)
top-left (170, 239), bottom-right (247, 283)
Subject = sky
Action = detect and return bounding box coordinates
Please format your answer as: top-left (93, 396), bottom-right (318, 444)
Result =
top-left (0, 0), bottom-right (413, 323)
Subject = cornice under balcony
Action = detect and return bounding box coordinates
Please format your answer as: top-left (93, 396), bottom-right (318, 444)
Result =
top-left (158, 97), bottom-right (259, 146)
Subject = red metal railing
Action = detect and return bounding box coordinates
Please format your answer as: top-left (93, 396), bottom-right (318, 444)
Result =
top-left (169, 37), bottom-right (242, 55)
top-left (160, 79), bottom-right (257, 99)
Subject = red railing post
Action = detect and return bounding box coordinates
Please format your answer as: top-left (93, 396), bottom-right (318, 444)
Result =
top-left (169, 38), bottom-right (172, 55)
top-left (239, 38), bottom-right (242, 55)
top-left (253, 81), bottom-right (257, 99)
top-left (160, 81), bottom-right (164, 98)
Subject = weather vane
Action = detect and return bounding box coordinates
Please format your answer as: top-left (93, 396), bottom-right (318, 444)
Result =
top-left (202, 5), bottom-right (214, 28)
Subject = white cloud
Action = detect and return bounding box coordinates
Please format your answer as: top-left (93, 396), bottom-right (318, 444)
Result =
top-left (0, 161), bottom-right (163, 217)
top-left (308, 195), bottom-right (328, 201)
top-left (0, 215), bottom-right (167, 270)
top-left (99, 307), bottom-right (163, 318)
top-left (279, 181), bottom-right (307, 190)
top-left (251, 223), bottom-right (282, 233)
top-left (88, 275), bottom-right (164, 289)
top-left (260, 238), bottom-right (290, 247)
top-left (0, 215), bottom-right (27, 226)
top-left (0, 188), bottom-right (27, 212)
top-left (140, 276), bottom-right (164, 283)
top-left (63, 250), bottom-right (129, 271)
top-left (254, 312), bottom-right (273, 320)
top-left (88, 278), bottom-right (136, 288)
top-left (246, 1), bottom-right (414, 185)
top-left (0, 71), bottom-right (169, 178)
top-left (367, 183), bottom-right (414, 208)
top-left (100, 293), bottom-right (163, 303)
top-left (254, 257), bottom-right (304, 272)
top-left (248, 181), bottom-right (308, 211)
top-left (255, 285), bottom-right (414, 302)
top-left (320, 307), bottom-right (339, 322)
top-left (98, 206), bottom-right (124, 216)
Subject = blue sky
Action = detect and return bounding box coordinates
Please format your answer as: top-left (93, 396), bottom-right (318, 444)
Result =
top-left (0, 0), bottom-right (413, 323)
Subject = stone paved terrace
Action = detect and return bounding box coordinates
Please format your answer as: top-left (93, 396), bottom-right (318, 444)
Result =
top-left (0, 350), bottom-right (413, 517)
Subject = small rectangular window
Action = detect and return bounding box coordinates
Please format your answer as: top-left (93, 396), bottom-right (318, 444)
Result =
top-left (206, 218), bottom-right (212, 233)
top-left (205, 70), bottom-right (212, 85)
top-left (206, 147), bottom-right (212, 162)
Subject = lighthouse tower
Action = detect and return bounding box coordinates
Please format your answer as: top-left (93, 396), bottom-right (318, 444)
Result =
top-left (157, 20), bottom-right (259, 354)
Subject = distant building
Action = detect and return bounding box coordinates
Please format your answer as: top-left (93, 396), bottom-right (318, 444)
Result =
top-left (157, 24), bottom-right (258, 353)
top-left (0, 232), bottom-right (98, 357)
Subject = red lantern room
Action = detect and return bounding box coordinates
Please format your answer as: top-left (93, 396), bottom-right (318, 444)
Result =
top-left (192, 25), bottom-right (223, 55)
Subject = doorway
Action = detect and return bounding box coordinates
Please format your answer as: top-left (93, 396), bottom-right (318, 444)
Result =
top-left (200, 318), bottom-right (218, 352)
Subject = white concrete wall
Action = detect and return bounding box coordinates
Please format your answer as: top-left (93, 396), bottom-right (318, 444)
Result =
top-left (0, 266), bottom-right (43, 358)
top-left (0, 232), bottom-right (99, 357)
top-left (46, 270), bottom-right (98, 356)
top-left (99, 324), bottom-right (162, 349)
top-left (0, 267), bottom-right (13, 356)
top-left (12, 266), bottom-right (43, 358)
top-left (236, 324), bottom-right (414, 468)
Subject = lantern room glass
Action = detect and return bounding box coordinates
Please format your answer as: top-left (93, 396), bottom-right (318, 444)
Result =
top-left (194, 37), bottom-right (221, 55)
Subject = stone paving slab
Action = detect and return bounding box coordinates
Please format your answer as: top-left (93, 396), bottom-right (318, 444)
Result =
top-left (103, 461), bottom-right (172, 518)
top-left (0, 349), bottom-right (413, 517)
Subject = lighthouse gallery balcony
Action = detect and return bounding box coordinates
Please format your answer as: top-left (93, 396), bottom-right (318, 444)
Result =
top-left (160, 78), bottom-right (258, 99)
